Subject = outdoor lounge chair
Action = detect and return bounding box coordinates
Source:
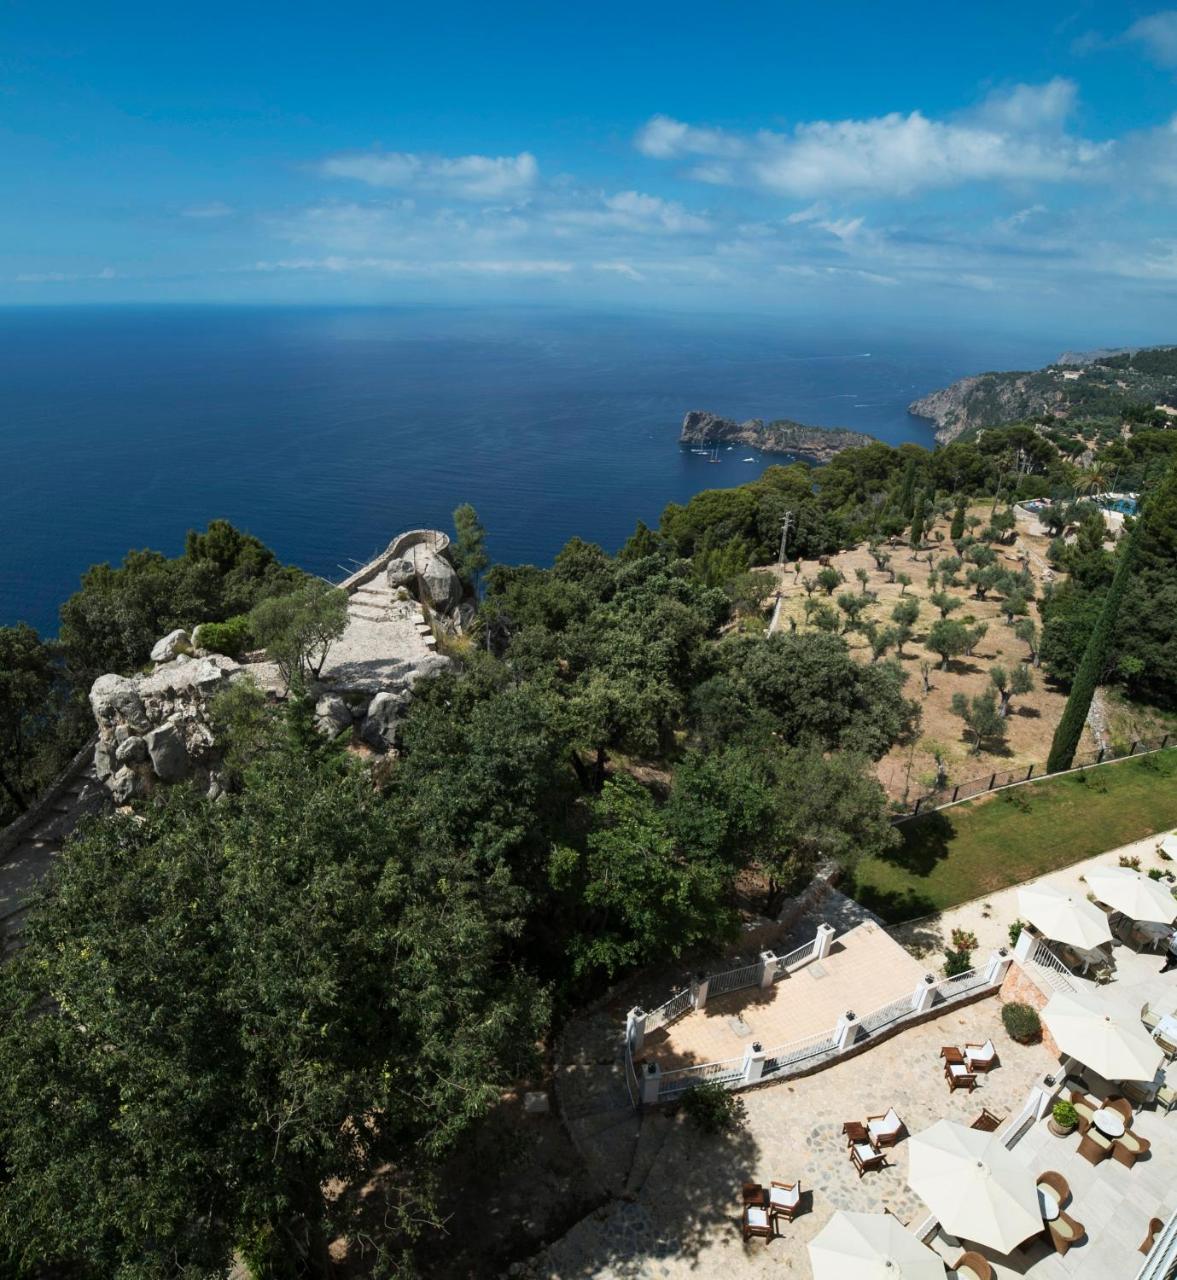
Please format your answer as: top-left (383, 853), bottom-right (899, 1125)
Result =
top-left (1078, 1129), bottom-right (1112, 1165)
top-left (1157, 1084), bottom-right (1177, 1114)
top-left (964, 1039), bottom-right (998, 1072)
top-left (1141, 1217), bottom-right (1164, 1254)
top-left (1142, 1002), bottom-right (1161, 1031)
top-left (950, 1251), bottom-right (994, 1280)
top-left (741, 1203), bottom-right (773, 1244)
top-left (1105, 1096), bottom-right (1134, 1127)
top-left (1113, 1130), bottom-right (1151, 1168)
top-left (970, 1107), bottom-right (1005, 1132)
top-left (767, 1179), bottom-right (800, 1223)
top-left (1047, 1209), bottom-right (1086, 1257)
top-left (866, 1107), bottom-right (906, 1149)
top-left (849, 1141), bottom-right (886, 1178)
top-left (945, 1061), bottom-right (976, 1092)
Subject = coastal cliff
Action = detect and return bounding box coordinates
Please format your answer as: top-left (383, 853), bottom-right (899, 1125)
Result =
top-left (680, 410), bottom-right (876, 462)
top-left (909, 345), bottom-right (1177, 444)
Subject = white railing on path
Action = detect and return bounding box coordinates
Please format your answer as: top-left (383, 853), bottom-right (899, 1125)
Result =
top-left (1135, 1206), bottom-right (1177, 1280)
top-left (1028, 938), bottom-right (1077, 994)
top-left (859, 992), bottom-right (916, 1035)
top-left (763, 1027), bottom-right (840, 1074)
top-left (774, 936), bottom-right (818, 976)
top-left (644, 987), bottom-right (693, 1033)
top-left (708, 960), bottom-right (762, 998)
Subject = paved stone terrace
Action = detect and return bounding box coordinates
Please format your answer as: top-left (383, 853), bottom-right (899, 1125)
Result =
top-left (537, 997), bottom-right (1056, 1279)
top-left (642, 921), bottom-right (926, 1071)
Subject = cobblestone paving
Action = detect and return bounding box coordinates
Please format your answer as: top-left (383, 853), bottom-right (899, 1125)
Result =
top-left (534, 997), bottom-right (1055, 1279)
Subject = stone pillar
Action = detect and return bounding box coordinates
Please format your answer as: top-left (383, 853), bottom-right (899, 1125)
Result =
top-left (742, 1041), bottom-right (767, 1085)
top-left (1013, 927), bottom-right (1036, 964)
top-left (985, 948), bottom-right (1011, 986)
top-left (759, 951), bottom-right (778, 990)
top-left (834, 1010), bottom-right (860, 1052)
top-left (814, 922), bottom-right (835, 961)
top-left (691, 971), bottom-right (710, 1011)
top-left (626, 1006), bottom-right (647, 1058)
top-left (911, 973), bottom-right (937, 1014)
top-left (640, 1060), bottom-right (662, 1107)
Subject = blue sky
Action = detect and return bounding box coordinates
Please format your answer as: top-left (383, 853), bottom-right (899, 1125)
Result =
top-left (4, 1), bottom-right (1177, 336)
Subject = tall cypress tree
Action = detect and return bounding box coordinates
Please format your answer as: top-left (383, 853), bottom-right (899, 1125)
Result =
top-left (909, 492), bottom-right (926, 548)
top-left (1046, 518), bottom-right (1140, 772)
top-left (898, 458), bottom-right (919, 520)
top-left (950, 498), bottom-right (967, 542)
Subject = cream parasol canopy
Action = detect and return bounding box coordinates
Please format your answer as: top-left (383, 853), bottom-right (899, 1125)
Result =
top-left (1016, 882), bottom-right (1113, 951)
top-left (907, 1119), bottom-right (1042, 1253)
top-left (808, 1211), bottom-right (946, 1280)
top-left (1042, 989), bottom-right (1164, 1082)
top-left (1085, 865), bottom-right (1177, 925)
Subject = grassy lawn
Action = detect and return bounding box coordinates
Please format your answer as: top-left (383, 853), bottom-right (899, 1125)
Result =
top-left (852, 750), bottom-right (1177, 923)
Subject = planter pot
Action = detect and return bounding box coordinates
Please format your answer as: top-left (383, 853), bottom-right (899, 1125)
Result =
top-left (1048, 1118), bottom-right (1077, 1138)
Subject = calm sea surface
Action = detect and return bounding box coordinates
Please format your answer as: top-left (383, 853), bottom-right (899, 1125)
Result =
top-left (0, 306), bottom-right (1059, 635)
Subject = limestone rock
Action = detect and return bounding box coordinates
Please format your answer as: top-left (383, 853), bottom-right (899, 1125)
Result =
top-left (150, 629), bottom-right (192, 663)
top-left (94, 739), bottom-right (115, 780)
top-left (314, 695), bottom-right (352, 738)
top-left (385, 557), bottom-right (416, 590)
top-left (109, 767), bottom-right (142, 804)
top-left (89, 674), bottom-right (150, 730)
top-left (361, 689), bottom-right (411, 749)
top-left (115, 735), bottom-right (148, 765)
top-left (414, 549), bottom-right (461, 612)
top-left (145, 722), bottom-right (190, 782)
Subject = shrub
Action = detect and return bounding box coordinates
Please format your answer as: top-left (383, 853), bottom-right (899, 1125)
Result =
top-left (196, 614), bottom-right (253, 658)
top-left (943, 948), bottom-right (972, 977)
top-left (1051, 1100), bottom-right (1078, 1128)
top-left (1148, 867), bottom-right (1164, 881)
top-left (1008, 919), bottom-right (1024, 947)
top-left (679, 1080), bottom-right (747, 1135)
top-left (1119, 854), bottom-right (1142, 870)
top-left (950, 928), bottom-right (979, 953)
top-left (1001, 1002), bottom-right (1042, 1044)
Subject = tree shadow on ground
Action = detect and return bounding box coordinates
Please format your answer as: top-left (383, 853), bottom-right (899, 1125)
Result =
top-left (527, 1103), bottom-right (764, 1279)
top-left (850, 882), bottom-right (939, 925)
top-left (1013, 705), bottom-right (1042, 719)
top-left (885, 812), bottom-right (955, 877)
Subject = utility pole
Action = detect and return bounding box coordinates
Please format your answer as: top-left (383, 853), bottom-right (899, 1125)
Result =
top-left (777, 511), bottom-right (795, 565)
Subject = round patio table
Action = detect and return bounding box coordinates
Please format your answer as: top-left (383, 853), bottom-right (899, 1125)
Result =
top-left (1092, 1108), bottom-right (1125, 1138)
top-left (1037, 1188), bottom-right (1060, 1221)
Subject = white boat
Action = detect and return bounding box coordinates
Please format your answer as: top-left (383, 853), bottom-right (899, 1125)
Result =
top-left (742, 456), bottom-right (756, 462)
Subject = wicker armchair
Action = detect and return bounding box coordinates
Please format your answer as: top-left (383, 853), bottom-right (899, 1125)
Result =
top-left (1113, 1129), bottom-right (1151, 1168)
top-left (1105, 1096), bottom-right (1134, 1126)
top-left (1078, 1128), bottom-right (1112, 1165)
top-left (1036, 1169), bottom-right (1070, 1209)
top-left (950, 1251), bottom-right (994, 1279)
top-left (1141, 1217), bottom-right (1165, 1255)
top-left (1068, 1091), bottom-right (1097, 1134)
top-left (1047, 1209), bottom-right (1086, 1257)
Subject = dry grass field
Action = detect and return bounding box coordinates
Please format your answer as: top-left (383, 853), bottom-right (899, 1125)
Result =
top-left (760, 505), bottom-right (1098, 803)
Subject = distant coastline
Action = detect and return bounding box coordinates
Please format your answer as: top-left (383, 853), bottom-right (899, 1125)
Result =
top-left (679, 410), bottom-right (877, 463)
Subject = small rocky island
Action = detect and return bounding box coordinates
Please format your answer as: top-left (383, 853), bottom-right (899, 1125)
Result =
top-left (680, 410), bottom-right (876, 462)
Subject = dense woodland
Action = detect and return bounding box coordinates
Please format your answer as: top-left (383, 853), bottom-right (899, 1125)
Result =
top-left (1, 416), bottom-right (1176, 1276)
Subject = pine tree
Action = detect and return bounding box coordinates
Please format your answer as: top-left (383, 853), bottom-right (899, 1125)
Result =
top-left (1046, 521), bottom-right (1139, 772)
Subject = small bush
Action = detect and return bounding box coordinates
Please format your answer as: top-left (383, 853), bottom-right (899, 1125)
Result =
top-left (1148, 867), bottom-right (1164, 881)
top-left (950, 928), bottom-right (979, 953)
top-left (1008, 919), bottom-right (1024, 947)
top-left (943, 948), bottom-right (972, 977)
top-left (1051, 1100), bottom-right (1078, 1128)
top-left (197, 614), bottom-right (253, 657)
top-left (1001, 1002), bottom-right (1042, 1044)
top-left (680, 1080), bottom-right (747, 1135)
top-left (1120, 854), bottom-right (1142, 870)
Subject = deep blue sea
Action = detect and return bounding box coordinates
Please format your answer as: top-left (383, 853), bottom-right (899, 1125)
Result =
top-left (0, 306), bottom-right (1061, 636)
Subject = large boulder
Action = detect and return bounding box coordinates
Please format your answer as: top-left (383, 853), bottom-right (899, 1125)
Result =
top-left (314, 695), bottom-right (352, 739)
top-left (414, 549), bottom-right (462, 612)
top-left (385, 557), bottom-right (416, 590)
top-left (89, 674), bottom-right (150, 731)
top-left (109, 767), bottom-right (143, 805)
top-left (94, 739), bottom-right (115, 780)
top-left (361, 689), bottom-right (412, 750)
top-left (150, 629), bottom-right (192, 663)
top-left (145, 722), bottom-right (190, 782)
top-left (114, 735), bottom-right (148, 765)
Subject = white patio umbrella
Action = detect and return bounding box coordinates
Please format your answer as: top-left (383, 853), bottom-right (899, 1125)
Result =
top-left (1042, 989), bottom-right (1164, 1082)
top-left (907, 1120), bottom-right (1042, 1254)
top-left (1085, 865), bottom-right (1177, 925)
top-left (809, 1211), bottom-right (946, 1280)
top-left (1016, 882), bottom-right (1112, 951)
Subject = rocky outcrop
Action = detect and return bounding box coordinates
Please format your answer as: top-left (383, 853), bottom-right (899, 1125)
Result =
top-left (149, 628), bottom-right (192, 663)
top-left (908, 373), bottom-right (1061, 444)
top-left (679, 411), bottom-right (875, 462)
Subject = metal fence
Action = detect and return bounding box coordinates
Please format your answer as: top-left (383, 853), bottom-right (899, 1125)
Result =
top-left (895, 733), bottom-right (1175, 821)
top-left (644, 987), bottom-right (693, 1033)
top-left (708, 960), bottom-right (763, 999)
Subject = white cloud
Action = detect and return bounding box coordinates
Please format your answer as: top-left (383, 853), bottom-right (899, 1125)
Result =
top-left (15, 266), bottom-right (116, 283)
top-left (549, 190), bottom-right (710, 234)
top-left (995, 203), bottom-right (1048, 232)
top-left (635, 81), bottom-right (1110, 197)
top-left (247, 255), bottom-right (571, 277)
top-left (593, 260), bottom-right (645, 281)
top-left (180, 201), bottom-right (234, 219)
top-left (1126, 11), bottom-right (1177, 67)
top-left (319, 150), bottom-right (538, 200)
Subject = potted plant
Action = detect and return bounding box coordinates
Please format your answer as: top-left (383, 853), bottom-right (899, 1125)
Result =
top-left (1049, 1100), bottom-right (1079, 1137)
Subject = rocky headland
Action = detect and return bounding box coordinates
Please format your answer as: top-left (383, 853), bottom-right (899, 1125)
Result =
top-left (909, 345), bottom-right (1177, 444)
top-left (679, 410), bottom-right (876, 462)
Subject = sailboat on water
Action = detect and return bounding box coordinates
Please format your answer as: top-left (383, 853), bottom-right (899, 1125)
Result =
top-left (708, 445), bottom-right (721, 463)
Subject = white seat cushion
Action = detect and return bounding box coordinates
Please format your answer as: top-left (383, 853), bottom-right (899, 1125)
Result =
top-left (746, 1207), bottom-right (768, 1227)
top-left (869, 1108), bottom-right (902, 1138)
top-left (854, 1142), bottom-right (876, 1161)
top-left (770, 1185), bottom-right (799, 1207)
top-left (967, 1039), bottom-right (995, 1063)
top-left (949, 1063), bottom-right (969, 1076)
